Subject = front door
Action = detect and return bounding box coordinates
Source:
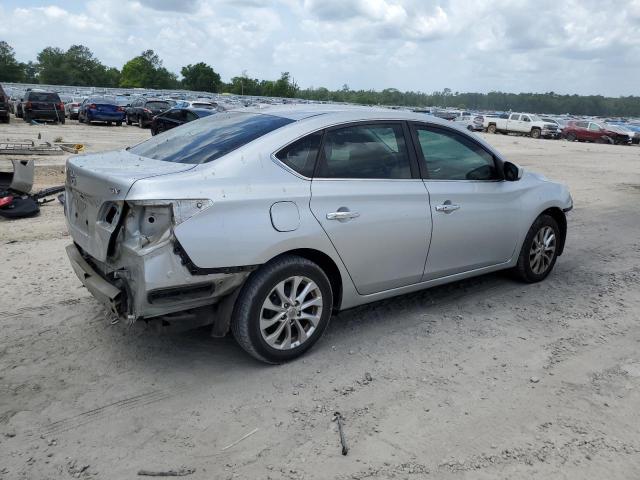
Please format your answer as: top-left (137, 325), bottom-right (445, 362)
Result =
top-left (411, 123), bottom-right (523, 280)
top-left (310, 122), bottom-right (431, 295)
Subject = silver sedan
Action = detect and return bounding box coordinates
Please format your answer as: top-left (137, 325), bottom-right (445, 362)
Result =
top-left (64, 105), bottom-right (573, 363)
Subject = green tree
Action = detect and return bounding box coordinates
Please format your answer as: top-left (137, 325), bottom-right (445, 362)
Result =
top-left (181, 62), bottom-right (221, 92)
top-left (23, 61), bottom-right (38, 83)
top-left (120, 50), bottom-right (178, 89)
top-left (0, 41), bottom-right (24, 82)
top-left (37, 46), bottom-right (68, 84)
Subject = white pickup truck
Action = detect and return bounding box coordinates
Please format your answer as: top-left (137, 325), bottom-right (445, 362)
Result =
top-left (483, 113), bottom-right (561, 139)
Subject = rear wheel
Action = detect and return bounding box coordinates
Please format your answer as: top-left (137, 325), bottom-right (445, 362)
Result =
top-left (231, 255), bottom-right (333, 363)
top-left (116, 121), bottom-right (122, 127)
top-left (487, 124), bottom-right (497, 134)
top-left (565, 132), bottom-right (576, 142)
top-left (23, 112), bottom-right (31, 123)
top-left (513, 214), bottom-right (560, 283)
top-left (138, 117), bottom-right (146, 128)
top-left (126, 115), bottom-right (132, 125)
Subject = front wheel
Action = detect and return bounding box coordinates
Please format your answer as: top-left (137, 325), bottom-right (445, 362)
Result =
top-left (530, 128), bottom-right (541, 139)
top-left (513, 214), bottom-right (560, 283)
top-left (231, 255), bottom-right (333, 363)
top-left (116, 121), bottom-right (122, 127)
top-left (487, 124), bottom-right (497, 134)
top-left (126, 115), bottom-right (132, 125)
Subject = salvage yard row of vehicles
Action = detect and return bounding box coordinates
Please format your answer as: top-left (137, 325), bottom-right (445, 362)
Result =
top-left (2, 83), bottom-right (640, 145)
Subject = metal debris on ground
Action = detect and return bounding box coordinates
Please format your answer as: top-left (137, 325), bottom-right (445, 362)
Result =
top-left (137, 468), bottom-right (195, 477)
top-left (0, 139), bottom-right (64, 156)
top-left (221, 427), bottom-right (259, 451)
top-left (333, 411), bottom-right (349, 455)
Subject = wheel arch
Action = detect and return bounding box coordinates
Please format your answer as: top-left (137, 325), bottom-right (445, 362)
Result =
top-left (277, 248), bottom-right (343, 312)
top-left (540, 207), bottom-right (567, 255)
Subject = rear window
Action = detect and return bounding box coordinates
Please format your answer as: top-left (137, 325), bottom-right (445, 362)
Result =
top-left (28, 92), bottom-right (60, 102)
top-left (89, 96), bottom-right (117, 105)
top-left (130, 112), bottom-right (294, 164)
top-left (145, 101), bottom-right (170, 109)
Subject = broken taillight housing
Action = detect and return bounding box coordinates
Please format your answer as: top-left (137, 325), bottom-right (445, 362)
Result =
top-left (123, 199), bottom-right (213, 250)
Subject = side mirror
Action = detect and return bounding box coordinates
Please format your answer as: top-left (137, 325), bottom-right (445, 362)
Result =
top-left (504, 161), bottom-right (523, 181)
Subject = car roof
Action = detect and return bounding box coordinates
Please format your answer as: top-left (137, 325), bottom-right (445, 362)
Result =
top-left (229, 103), bottom-right (459, 126)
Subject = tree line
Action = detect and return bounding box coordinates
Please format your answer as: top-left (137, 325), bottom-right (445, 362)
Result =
top-left (1, 40), bottom-right (639, 116)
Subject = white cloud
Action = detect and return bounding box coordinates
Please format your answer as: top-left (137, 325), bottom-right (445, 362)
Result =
top-left (1, 0), bottom-right (640, 95)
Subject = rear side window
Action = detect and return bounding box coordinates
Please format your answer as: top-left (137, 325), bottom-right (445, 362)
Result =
top-left (130, 112), bottom-right (294, 164)
top-left (415, 126), bottom-right (499, 181)
top-left (316, 124), bottom-right (411, 179)
top-left (275, 132), bottom-right (322, 177)
top-left (28, 92), bottom-right (60, 102)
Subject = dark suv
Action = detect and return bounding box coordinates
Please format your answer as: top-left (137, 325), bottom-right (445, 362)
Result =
top-left (22, 90), bottom-right (65, 124)
top-left (0, 84), bottom-right (10, 123)
top-left (126, 98), bottom-right (170, 128)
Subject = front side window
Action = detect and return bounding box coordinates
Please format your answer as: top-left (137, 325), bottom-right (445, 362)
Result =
top-left (510, 114), bottom-right (521, 121)
top-left (130, 112), bottom-right (294, 164)
top-left (522, 116), bottom-right (531, 122)
top-left (316, 124), bottom-right (411, 179)
top-left (588, 123), bottom-right (601, 131)
top-left (414, 126), bottom-right (500, 181)
top-left (275, 132), bottom-right (322, 177)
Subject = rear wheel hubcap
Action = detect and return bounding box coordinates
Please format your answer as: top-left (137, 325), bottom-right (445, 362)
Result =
top-left (260, 276), bottom-right (323, 350)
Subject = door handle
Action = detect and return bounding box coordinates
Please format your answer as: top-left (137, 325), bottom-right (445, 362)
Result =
top-left (326, 211), bottom-right (360, 220)
top-left (435, 204), bottom-right (460, 213)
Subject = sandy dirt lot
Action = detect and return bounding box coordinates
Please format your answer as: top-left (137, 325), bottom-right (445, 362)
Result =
top-left (1, 118), bottom-right (640, 479)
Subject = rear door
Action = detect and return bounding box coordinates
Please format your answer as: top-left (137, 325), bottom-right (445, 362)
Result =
top-left (411, 123), bottom-right (523, 280)
top-left (310, 122), bottom-right (431, 295)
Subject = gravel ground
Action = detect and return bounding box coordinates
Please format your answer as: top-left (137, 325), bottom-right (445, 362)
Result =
top-left (1, 118), bottom-right (640, 479)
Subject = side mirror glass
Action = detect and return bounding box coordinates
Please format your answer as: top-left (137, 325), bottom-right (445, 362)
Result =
top-left (504, 161), bottom-right (522, 181)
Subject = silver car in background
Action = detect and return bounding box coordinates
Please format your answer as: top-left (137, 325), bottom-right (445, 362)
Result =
top-left (65, 106), bottom-right (573, 363)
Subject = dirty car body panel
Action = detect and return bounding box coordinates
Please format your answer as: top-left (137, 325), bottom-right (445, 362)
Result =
top-left (65, 105), bottom-right (572, 331)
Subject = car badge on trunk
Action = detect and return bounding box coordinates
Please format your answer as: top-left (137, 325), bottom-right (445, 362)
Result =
top-left (109, 187), bottom-right (121, 195)
top-left (67, 168), bottom-right (77, 186)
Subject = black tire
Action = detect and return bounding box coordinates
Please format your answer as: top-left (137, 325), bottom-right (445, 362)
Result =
top-left (565, 132), bottom-right (576, 142)
top-left (2, 115), bottom-right (9, 124)
top-left (513, 214), bottom-right (560, 283)
top-left (530, 128), bottom-right (541, 139)
top-left (126, 115), bottom-right (132, 126)
top-left (23, 112), bottom-right (31, 123)
top-left (487, 124), bottom-right (497, 134)
top-left (231, 255), bottom-right (333, 363)
top-left (116, 121), bottom-right (122, 127)
top-left (59, 118), bottom-right (65, 125)
top-left (139, 117), bottom-right (146, 128)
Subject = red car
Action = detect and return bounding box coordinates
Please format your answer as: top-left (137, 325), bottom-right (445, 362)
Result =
top-left (563, 120), bottom-right (630, 144)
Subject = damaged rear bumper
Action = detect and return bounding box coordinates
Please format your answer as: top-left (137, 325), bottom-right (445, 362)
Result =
top-left (67, 244), bottom-right (122, 315)
top-left (65, 242), bottom-right (250, 322)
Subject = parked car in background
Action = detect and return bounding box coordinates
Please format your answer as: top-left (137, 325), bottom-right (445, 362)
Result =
top-left (604, 124), bottom-right (636, 144)
top-left (79, 96), bottom-right (126, 126)
top-left (14, 98), bottom-right (24, 118)
top-left (484, 113), bottom-right (560, 138)
top-left (64, 106), bottom-right (572, 363)
top-left (454, 114), bottom-right (483, 131)
top-left (126, 98), bottom-right (171, 128)
top-left (22, 90), bottom-right (65, 123)
top-left (150, 107), bottom-right (216, 135)
top-left (606, 122), bottom-right (640, 144)
top-left (540, 117), bottom-right (565, 137)
top-left (563, 120), bottom-right (631, 144)
top-left (65, 98), bottom-right (84, 120)
top-left (0, 84), bottom-right (10, 123)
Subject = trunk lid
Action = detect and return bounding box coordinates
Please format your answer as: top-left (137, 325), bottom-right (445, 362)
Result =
top-left (93, 103), bottom-right (120, 113)
top-left (65, 150), bottom-right (195, 261)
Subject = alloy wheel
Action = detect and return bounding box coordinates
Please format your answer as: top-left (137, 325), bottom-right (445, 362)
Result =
top-left (259, 276), bottom-right (323, 350)
top-left (529, 226), bottom-right (556, 275)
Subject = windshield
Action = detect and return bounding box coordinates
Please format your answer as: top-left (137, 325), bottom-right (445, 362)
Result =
top-left (129, 112), bottom-right (294, 164)
top-left (528, 114), bottom-right (542, 122)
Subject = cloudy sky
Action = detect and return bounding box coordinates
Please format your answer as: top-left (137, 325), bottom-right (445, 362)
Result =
top-left (1, 0), bottom-right (639, 96)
